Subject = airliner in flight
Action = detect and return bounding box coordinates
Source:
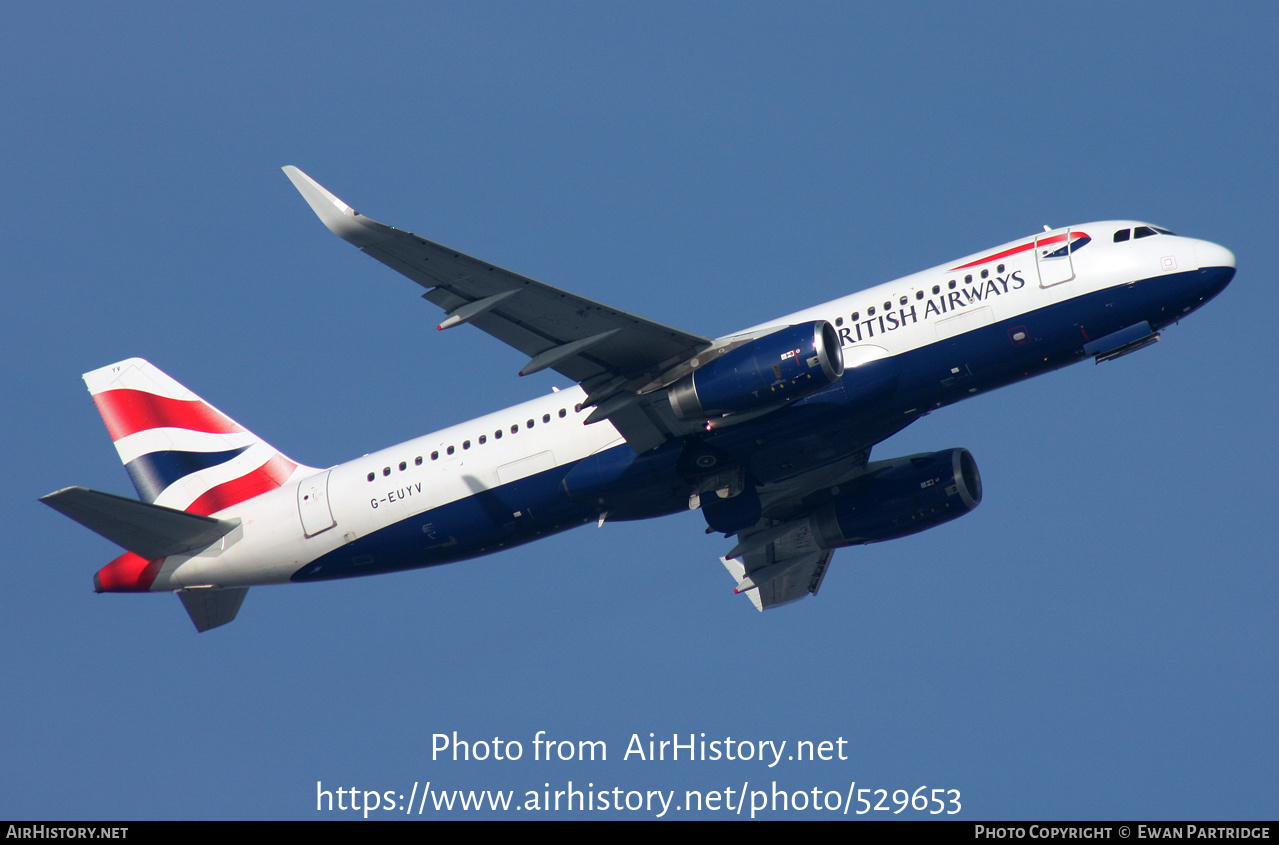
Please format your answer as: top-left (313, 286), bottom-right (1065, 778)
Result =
top-left (42, 167), bottom-right (1236, 631)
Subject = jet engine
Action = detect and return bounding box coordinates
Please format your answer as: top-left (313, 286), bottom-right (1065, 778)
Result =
top-left (668, 321), bottom-right (844, 421)
top-left (811, 448), bottom-right (982, 546)
top-left (733, 449), bottom-right (982, 560)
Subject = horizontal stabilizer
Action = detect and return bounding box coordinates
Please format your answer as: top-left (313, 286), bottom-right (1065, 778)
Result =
top-left (178, 587), bottom-right (248, 633)
top-left (40, 487), bottom-right (238, 560)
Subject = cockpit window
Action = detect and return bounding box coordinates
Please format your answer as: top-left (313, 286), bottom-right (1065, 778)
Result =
top-left (1116, 226), bottom-right (1174, 242)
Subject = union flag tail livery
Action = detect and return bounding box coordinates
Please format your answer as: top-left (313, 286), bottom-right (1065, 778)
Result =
top-left (44, 169), bottom-right (1236, 631)
top-left (42, 359), bottom-right (316, 631)
top-left (84, 358), bottom-right (310, 512)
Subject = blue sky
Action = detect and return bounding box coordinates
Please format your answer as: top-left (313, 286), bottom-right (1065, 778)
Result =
top-left (3, 2), bottom-right (1276, 820)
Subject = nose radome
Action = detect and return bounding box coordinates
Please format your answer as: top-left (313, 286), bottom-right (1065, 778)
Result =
top-left (1194, 239), bottom-right (1236, 271)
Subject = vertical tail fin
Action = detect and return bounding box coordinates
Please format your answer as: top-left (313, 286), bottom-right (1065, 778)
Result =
top-left (84, 358), bottom-right (314, 514)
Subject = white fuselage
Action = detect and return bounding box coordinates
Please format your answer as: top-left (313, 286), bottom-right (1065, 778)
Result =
top-left (147, 222), bottom-right (1233, 591)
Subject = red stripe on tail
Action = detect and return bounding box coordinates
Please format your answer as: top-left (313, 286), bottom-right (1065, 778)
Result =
top-left (185, 453), bottom-right (298, 516)
top-left (93, 389), bottom-right (244, 442)
top-left (95, 551), bottom-right (165, 593)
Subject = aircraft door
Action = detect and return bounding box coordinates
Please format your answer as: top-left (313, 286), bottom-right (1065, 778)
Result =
top-left (1035, 229), bottom-right (1076, 287)
top-left (297, 470), bottom-right (337, 537)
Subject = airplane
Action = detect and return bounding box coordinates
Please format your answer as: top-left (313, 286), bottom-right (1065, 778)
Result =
top-left (41, 167), bottom-right (1237, 631)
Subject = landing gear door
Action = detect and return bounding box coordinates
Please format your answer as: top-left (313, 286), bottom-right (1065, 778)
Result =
top-left (1035, 228), bottom-right (1076, 287)
top-left (298, 470), bottom-right (336, 537)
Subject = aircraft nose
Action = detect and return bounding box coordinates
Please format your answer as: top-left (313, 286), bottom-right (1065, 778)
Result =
top-left (1191, 239), bottom-right (1236, 302)
top-left (1194, 239), bottom-right (1236, 272)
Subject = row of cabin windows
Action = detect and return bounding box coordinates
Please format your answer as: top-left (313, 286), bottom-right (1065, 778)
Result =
top-left (366, 406), bottom-right (576, 481)
top-left (832, 263), bottom-right (1006, 327)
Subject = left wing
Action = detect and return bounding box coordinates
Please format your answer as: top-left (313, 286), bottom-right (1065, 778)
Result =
top-left (720, 519), bottom-right (836, 611)
top-left (714, 447), bottom-right (871, 609)
top-left (283, 167), bottom-right (712, 452)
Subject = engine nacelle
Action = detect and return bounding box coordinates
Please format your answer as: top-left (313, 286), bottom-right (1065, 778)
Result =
top-left (668, 321), bottom-right (844, 421)
top-left (812, 448), bottom-right (982, 547)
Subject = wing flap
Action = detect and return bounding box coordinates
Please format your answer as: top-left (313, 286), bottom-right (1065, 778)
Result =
top-left (720, 512), bottom-right (838, 610)
top-left (722, 548), bottom-right (834, 610)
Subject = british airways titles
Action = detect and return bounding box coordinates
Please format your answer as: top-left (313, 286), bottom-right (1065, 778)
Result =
top-left (835, 270), bottom-right (1027, 345)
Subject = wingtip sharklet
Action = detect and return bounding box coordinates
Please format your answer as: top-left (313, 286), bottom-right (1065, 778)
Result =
top-left (281, 165), bottom-right (385, 248)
